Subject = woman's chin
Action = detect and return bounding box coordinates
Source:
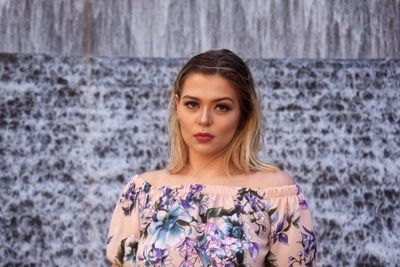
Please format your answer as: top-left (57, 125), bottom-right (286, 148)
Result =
top-left (189, 146), bottom-right (223, 157)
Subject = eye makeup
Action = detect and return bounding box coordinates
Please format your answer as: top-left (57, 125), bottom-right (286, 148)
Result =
top-left (184, 101), bottom-right (199, 109)
top-left (183, 101), bottom-right (232, 112)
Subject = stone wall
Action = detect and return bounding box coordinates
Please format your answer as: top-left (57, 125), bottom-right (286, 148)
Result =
top-left (0, 53), bottom-right (399, 266)
top-left (0, 0), bottom-right (399, 58)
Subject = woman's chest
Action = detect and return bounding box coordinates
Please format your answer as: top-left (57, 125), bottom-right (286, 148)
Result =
top-left (133, 186), bottom-right (272, 266)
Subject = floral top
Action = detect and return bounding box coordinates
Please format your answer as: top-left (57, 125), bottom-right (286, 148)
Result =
top-left (106, 174), bottom-right (317, 266)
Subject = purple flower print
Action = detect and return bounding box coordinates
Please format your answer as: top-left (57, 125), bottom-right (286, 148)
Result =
top-left (272, 215), bottom-right (289, 245)
top-left (177, 238), bottom-right (199, 266)
top-left (235, 188), bottom-right (271, 237)
top-left (288, 226), bottom-right (317, 267)
top-left (180, 184), bottom-right (209, 215)
top-left (203, 215), bottom-right (257, 264)
top-left (206, 238), bottom-right (228, 259)
top-left (158, 186), bottom-right (176, 209)
top-left (248, 242), bottom-right (259, 261)
top-left (179, 260), bottom-right (195, 267)
top-left (236, 188), bottom-right (266, 214)
top-left (120, 181), bottom-right (139, 216)
top-left (245, 192), bottom-right (264, 212)
top-left (295, 185), bottom-right (309, 209)
top-left (299, 198), bottom-right (309, 210)
top-left (140, 245), bottom-right (170, 266)
top-left (300, 226), bottom-right (317, 261)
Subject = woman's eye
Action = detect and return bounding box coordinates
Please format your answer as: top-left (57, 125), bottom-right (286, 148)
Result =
top-left (184, 101), bottom-right (198, 109)
top-left (216, 104), bottom-right (232, 112)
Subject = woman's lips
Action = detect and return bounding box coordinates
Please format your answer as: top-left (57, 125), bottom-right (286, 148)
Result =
top-left (194, 133), bottom-right (215, 142)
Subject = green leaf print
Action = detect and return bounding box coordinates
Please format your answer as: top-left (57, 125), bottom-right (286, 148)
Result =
top-left (201, 207), bottom-right (236, 222)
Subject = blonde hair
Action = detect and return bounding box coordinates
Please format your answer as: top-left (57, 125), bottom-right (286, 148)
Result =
top-left (166, 49), bottom-right (280, 174)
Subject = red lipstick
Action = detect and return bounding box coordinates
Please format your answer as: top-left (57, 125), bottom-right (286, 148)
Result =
top-left (193, 132), bottom-right (215, 143)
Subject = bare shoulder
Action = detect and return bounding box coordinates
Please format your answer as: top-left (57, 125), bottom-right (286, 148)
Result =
top-left (253, 169), bottom-right (296, 188)
top-left (138, 169), bottom-right (168, 184)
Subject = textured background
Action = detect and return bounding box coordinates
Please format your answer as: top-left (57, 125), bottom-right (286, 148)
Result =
top-left (0, 0), bottom-right (399, 58)
top-left (1, 0), bottom-right (400, 266)
top-left (1, 54), bottom-right (399, 266)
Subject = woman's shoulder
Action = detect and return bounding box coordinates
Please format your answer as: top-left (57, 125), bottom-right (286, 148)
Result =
top-left (137, 169), bottom-right (170, 185)
top-left (247, 169), bottom-right (296, 189)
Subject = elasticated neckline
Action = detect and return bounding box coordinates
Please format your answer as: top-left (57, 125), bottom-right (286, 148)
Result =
top-left (134, 174), bottom-right (300, 198)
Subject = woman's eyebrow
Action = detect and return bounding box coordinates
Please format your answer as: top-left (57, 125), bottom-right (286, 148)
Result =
top-left (182, 95), bottom-right (234, 103)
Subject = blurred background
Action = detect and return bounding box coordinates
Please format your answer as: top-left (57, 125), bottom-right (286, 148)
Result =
top-left (0, 0), bottom-right (399, 266)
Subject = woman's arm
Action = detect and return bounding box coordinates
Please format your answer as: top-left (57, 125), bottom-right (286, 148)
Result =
top-left (106, 175), bottom-right (141, 266)
top-left (265, 185), bottom-right (317, 266)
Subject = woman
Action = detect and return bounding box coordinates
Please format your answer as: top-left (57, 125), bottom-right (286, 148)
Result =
top-left (106, 49), bottom-right (317, 266)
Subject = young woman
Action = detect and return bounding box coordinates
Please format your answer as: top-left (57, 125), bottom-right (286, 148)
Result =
top-left (106, 49), bottom-right (317, 266)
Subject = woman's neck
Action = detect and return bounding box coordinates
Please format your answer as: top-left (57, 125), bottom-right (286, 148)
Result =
top-left (182, 151), bottom-right (241, 179)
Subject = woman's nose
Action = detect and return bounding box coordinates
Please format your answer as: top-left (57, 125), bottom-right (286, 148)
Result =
top-left (199, 108), bottom-right (211, 126)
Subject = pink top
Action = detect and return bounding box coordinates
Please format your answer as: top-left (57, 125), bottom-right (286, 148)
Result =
top-left (106, 174), bottom-right (317, 266)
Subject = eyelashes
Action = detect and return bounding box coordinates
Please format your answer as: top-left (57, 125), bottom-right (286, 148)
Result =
top-left (216, 104), bottom-right (232, 112)
top-left (183, 101), bottom-right (232, 112)
top-left (184, 101), bottom-right (198, 109)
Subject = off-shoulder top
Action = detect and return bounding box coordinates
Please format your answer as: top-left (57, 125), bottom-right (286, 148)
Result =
top-left (106, 174), bottom-right (317, 266)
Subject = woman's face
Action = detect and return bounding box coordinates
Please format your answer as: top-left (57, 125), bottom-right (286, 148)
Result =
top-left (176, 73), bottom-right (241, 157)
